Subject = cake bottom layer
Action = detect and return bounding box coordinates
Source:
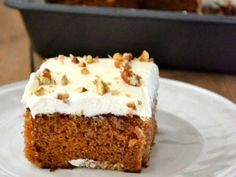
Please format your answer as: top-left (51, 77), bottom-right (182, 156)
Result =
top-left (24, 109), bottom-right (157, 172)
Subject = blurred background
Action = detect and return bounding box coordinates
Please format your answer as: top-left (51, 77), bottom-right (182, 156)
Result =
top-left (0, 0), bottom-right (236, 103)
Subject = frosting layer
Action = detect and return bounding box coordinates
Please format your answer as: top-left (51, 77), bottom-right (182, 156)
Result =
top-left (22, 54), bottom-right (159, 118)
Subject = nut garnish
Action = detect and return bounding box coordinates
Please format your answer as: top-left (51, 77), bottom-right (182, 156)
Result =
top-left (34, 87), bottom-right (45, 96)
top-left (139, 50), bottom-right (150, 62)
top-left (78, 61), bottom-right (86, 67)
top-left (57, 93), bottom-right (69, 103)
top-left (86, 55), bottom-right (94, 64)
top-left (121, 62), bottom-right (142, 87)
top-left (39, 68), bottom-right (53, 85)
top-left (76, 87), bottom-right (87, 93)
top-left (122, 53), bottom-right (133, 61)
top-left (111, 90), bottom-right (120, 96)
top-left (72, 57), bottom-right (79, 64)
top-left (58, 54), bottom-right (65, 63)
top-left (69, 54), bottom-right (74, 58)
top-left (81, 68), bottom-right (90, 75)
top-left (125, 93), bottom-right (131, 97)
top-left (138, 100), bottom-right (142, 105)
top-left (113, 52), bottom-right (133, 68)
top-left (126, 102), bottom-right (137, 110)
top-left (113, 53), bottom-right (123, 61)
top-left (94, 76), bottom-right (110, 95)
top-left (61, 75), bottom-right (69, 85)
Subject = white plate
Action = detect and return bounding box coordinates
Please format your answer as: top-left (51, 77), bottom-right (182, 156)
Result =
top-left (0, 78), bottom-right (236, 177)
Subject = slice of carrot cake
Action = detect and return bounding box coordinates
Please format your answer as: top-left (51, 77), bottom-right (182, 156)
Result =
top-left (21, 51), bottom-right (159, 172)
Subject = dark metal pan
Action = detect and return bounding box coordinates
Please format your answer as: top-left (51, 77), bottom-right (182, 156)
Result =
top-left (4, 0), bottom-right (236, 73)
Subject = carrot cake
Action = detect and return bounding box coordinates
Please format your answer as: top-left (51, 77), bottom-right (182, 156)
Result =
top-left (21, 51), bottom-right (159, 172)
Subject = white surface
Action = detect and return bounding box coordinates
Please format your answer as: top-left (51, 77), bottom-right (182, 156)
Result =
top-left (22, 56), bottom-right (159, 118)
top-left (0, 78), bottom-right (236, 177)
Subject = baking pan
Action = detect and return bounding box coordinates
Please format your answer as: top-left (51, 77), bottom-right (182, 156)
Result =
top-left (4, 0), bottom-right (236, 73)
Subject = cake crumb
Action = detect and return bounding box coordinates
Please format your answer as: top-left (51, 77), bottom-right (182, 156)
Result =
top-left (128, 139), bottom-right (138, 147)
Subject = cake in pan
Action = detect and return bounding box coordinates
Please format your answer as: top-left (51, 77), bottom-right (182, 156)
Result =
top-left (21, 51), bottom-right (159, 172)
top-left (48, 0), bottom-right (236, 15)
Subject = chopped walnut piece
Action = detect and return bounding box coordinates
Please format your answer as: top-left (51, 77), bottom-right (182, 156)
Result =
top-left (86, 55), bottom-right (94, 64)
top-left (113, 53), bottom-right (123, 61)
top-left (111, 90), bottom-right (120, 96)
top-left (121, 66), bottom-right (142, 87)
top-left (94, 77), bottom-right (110, 95)
top-left (58, 55), bottom-right (65, 63)
top-left (139, 50), bottom-right (150, 62)
top-left (113, 52), bottom-right (133, 68)
top-left (69, 54), bottom-right (74, 58)
top-left (34, 87), bottom-right (45, 96)
top-left (76, 87), bottom-right (88, 93)
top-left (61, 75), bottom-right (69, 85)
top-left (39, 68), bottom-right (53, 85)
top-left (72, 57), bottom-right (79, 64)
top-left (81, 68), bottom-right (90, 75)
top-left (125, 93), bottom-right (131, 97)
top-left (78, 61), bottom-right (86, 67)
top-left (138, 100), bottom-right (142, 105)
top-left (126, 102), bottom-right (137, 110)
top-left (114, 61), bottom-right (122, 68)
top-left (123, 53), bottom-right (133, 60)
top-left (57, 93), bottom-right (69, 103)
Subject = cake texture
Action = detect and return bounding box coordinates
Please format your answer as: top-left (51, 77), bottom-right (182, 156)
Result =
top-left (22, 51), bottom-right (159, 172)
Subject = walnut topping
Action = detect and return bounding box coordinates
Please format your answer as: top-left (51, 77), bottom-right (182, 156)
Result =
top-left (76, 87), bottom-right (87, 93)
top-left (39, 68), bottom-right (53, 85)
top-left (78, 61), bottom-right (86, 67)
top-left (72, 57), bottom-right (79, 64)
top-left (61, 75), bottom-right (69, 85)
top-left (113, 52), bottom-right (133, 69)
top-left (57, 93), bottom-right (69, 103)
top-left (138, 100), bottom-right (142, 105)
top-left (113, 53), bottom-right (123, 61)
top-left (126, 102), bottom-right (137, 110)
top-left (139, 50), bottom-right (150, 62)
top-left (86, 55), bottom-right (94, 64)
top-left (81, 68), bottom-right (90, 75)
top-left (123, 53), bottom-right (133, 60)
top-left (121, 63), bottom-right (142, 87)
top-left (69, 54), bottom-right (74, 58)
top-left (58, 54), bottom-right (65, 63)
top-left (93, 77), bottom-right (110, 95)
top-left (125, 93), bottom-right (131, 97)
top-left (34, 87), bottom-right (45, 96)
top-left (111, 90), bottom-right (120, 96)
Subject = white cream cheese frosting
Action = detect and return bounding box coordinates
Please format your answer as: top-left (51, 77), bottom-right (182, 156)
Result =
top-left (22, 54), bottom-right (159, 119)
